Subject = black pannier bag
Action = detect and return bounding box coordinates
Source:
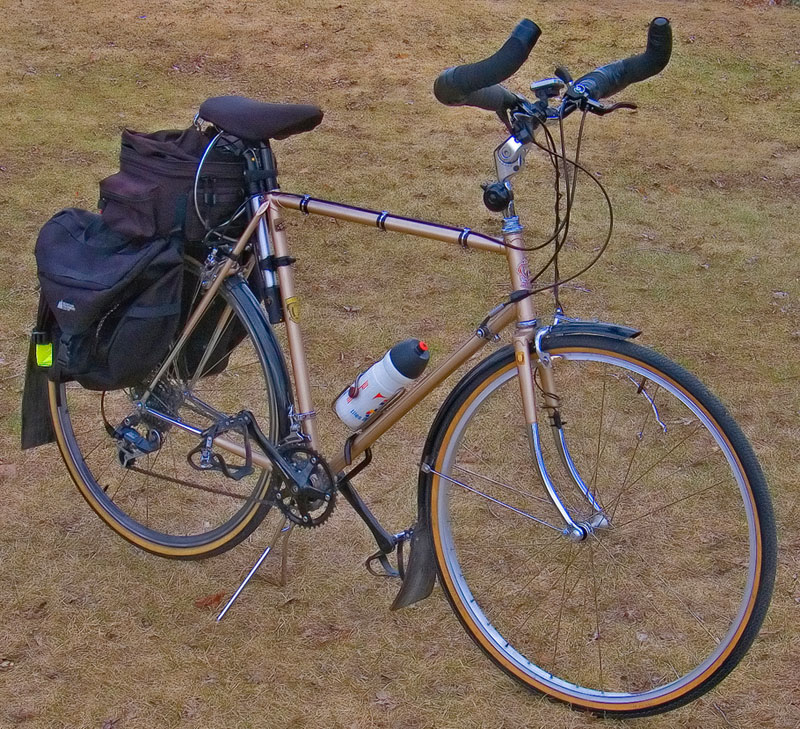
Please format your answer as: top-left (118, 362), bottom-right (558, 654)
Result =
top-left (99, 127), bottom-right (246, 242)
top-left (34, 208), bottom-right (183, 391)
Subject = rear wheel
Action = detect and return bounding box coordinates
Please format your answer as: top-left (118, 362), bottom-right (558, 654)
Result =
top-left (425, 334), bottom-right (776, 715)
top-left (49, 260), bottom-right (291, 559)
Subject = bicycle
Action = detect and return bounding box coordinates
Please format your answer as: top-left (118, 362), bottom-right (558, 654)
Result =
top-left (40, 17), bottom-right (776, 717)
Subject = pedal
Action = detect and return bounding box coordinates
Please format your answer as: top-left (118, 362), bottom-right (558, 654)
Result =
top-left (186, 412), bottom-right (255, 481)
top-left (364, 528), bottom-right (413, 580)
top-left (365, 550), bottom-right (401, 579)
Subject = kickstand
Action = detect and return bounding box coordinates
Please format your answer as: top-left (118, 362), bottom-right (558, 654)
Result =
top-left (216, 517), bottom-right (293, 621)
top-left (279, 521), bottom-right (291, 587)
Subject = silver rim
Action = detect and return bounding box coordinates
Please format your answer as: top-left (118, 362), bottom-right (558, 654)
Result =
top-left (434, 348), bottom-right (759, 706)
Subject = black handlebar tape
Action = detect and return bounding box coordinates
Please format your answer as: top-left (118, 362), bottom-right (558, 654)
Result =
top-left (434, 19), bottom-right (542, 108)
top-left (574, 17), bottom-right (672, 100)
top-left (459, 84), bottom-right (520, 113)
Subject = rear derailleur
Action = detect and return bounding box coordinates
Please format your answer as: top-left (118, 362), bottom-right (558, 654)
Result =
top-left (114, 417), bottom-right (163, 468)
top-left (111, 380), bottom-right (183, 467)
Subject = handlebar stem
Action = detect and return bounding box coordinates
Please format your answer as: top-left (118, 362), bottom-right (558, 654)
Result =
top-left (494, 136), bottom-right (529, 185)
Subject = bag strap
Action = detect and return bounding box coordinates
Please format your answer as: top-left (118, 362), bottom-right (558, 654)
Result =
top-left (20, 294), bottom-right (57, 450)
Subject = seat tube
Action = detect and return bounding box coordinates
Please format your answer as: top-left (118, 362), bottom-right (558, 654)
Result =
top-left (265, 195), bottom-right (320, 447)
top-left (503, 216), bottom-right (538, 428)
top-left (250, 196), bottom-right (276, 289)
top-left (246, 145), bottom-right (283, 324)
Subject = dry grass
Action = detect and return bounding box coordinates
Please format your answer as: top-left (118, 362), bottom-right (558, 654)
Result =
top-left (1, 0), bottom-right (799, 727)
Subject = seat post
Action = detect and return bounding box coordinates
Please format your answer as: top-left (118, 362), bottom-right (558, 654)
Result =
top-left (244, 142), bottom-right (279, 195)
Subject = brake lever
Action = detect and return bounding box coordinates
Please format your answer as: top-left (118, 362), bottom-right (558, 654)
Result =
top-left (563, 93), bottom-right (638, 116)
top-left (496, 107), bottom-right (513, 133)
top-left (554, 66), bottom-right (573, 84)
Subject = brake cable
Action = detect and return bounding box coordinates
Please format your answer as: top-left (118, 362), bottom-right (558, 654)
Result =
top-left (483, 123), bottom-right (615, 316)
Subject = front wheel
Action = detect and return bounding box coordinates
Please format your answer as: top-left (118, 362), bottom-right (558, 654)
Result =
top-left (423, 334), bottom-right (776, 716)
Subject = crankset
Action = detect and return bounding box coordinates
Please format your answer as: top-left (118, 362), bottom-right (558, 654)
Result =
top-left (271, 444), bottom-right (336, 528)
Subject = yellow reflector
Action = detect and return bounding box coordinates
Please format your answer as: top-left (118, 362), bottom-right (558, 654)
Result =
top-left (36, 342), bottom-right (53, 367)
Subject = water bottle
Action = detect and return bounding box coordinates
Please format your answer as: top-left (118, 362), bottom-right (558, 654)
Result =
top-left (334, 339), bottom-right (430, 430)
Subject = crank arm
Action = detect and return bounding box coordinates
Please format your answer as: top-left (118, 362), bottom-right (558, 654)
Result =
top-left (140, 404), bottom-right (303, 489)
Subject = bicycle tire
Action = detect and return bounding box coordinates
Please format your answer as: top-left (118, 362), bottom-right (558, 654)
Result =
top-left (422, 334), bottom-right (776, 716)
top-left (49, 259), bottom-right (292, 559)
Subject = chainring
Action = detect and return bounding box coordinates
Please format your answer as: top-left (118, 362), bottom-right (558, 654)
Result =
top-left (272, 444), bottom-right (336, 528)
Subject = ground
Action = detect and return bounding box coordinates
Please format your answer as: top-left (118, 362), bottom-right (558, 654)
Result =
top-left (0, 1), bottom-right (798, 727)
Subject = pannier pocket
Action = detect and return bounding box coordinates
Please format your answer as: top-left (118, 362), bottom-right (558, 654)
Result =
top-left (107, 127), bottom-right (247, 242)
top-left (35, 208), bottom-right (184, 391)
top-left (99, 173), bottom-right (159, 239)
top-left (80, 308), bottom-right (180, 391)
top-left (56, 262), bottom-right (183, 391)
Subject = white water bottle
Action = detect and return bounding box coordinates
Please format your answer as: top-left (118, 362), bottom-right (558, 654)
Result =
top-left (334, 339), bottom-right (430, 430)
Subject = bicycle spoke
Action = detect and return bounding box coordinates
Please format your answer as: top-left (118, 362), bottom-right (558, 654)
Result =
top-left (551, 543), bottom-right (587, 668)
top-left (620, 406), bottom-right (650, 488)
top-left (624, 425), bottom-right (701, 491)
top-left (509, 532), bottom-right (569, 602)
top-left (608, 425), bottom-right (702, 522)
top-left (613, 479), bottom-right (725, 530)
top-left (589, 544), bottom-right (604, 690)
top-left (109, 463), bottom-right (132, 501)
top-left (588, 532), bottom-right (670, 624)
top-left (165, 433), bottom-right (186, 536)
top-left (512, 538), bottom-right (572, 634)
top-left (590, 526), bottom-right (722, 646)
top-left (590, 379), bottom-right (606, 491)
top-left (79, 435), bottom-right (111, 465)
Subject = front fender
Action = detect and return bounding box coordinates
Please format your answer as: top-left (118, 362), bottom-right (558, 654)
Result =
top-left (545, 317), bottom-right (641, 341)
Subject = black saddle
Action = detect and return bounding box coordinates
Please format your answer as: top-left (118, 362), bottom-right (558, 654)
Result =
top-left (198, 96), bottom-right (323, 143)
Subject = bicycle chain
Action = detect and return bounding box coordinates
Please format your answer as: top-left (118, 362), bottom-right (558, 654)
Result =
top-left (118, 414), bottom-right (337, 528)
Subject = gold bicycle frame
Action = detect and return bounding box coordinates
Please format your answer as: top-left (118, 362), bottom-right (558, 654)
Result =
top-left (149, 190), bottom-right (547, 476)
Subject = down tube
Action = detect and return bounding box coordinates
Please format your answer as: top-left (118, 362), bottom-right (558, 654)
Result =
top-left (329, 303), bottom-right (517, 474)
